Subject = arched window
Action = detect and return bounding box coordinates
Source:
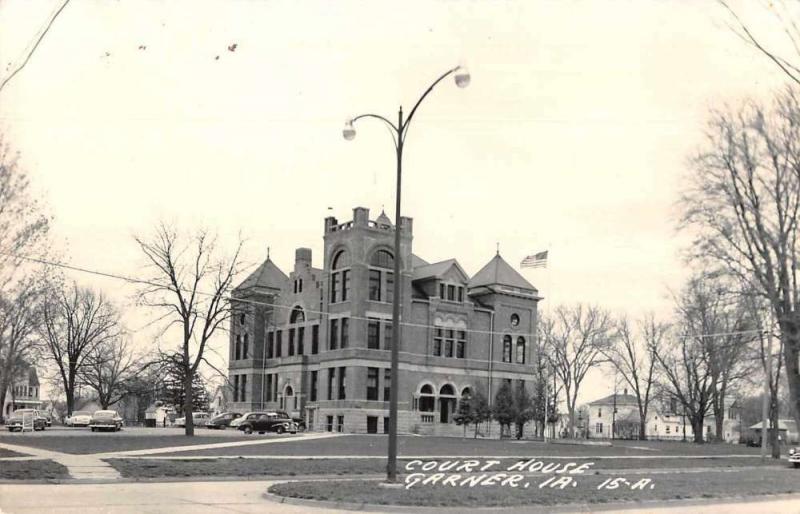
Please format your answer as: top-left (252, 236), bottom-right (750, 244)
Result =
top-left (368, 250), bottom-right (394, 302)
top-left (461, 387), bottom-right (472, 399)
top-left (290, 306), bottom-right (305, 324)
top-left (502, 335), bottom-right (512, 363)
top-left (419, 384), bottom-right (435, 412)
top-left (440, 384), bottom-right (456, 396)
top-left (330, 250), bottom-right (351, 303)
top-left (370, 250), bottom-right (394, 268)
top-left (516, 336), bottom-right (526, 364)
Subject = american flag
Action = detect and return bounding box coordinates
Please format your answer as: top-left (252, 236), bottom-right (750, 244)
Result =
top-left (521, 251), bottom-right (548, 268)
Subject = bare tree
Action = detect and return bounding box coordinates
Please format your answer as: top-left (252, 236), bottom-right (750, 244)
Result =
top-left (79, 336), bottom-right (142, 410)
top-left (605, 314), bottom-right (666, 440)
top-left (541, 304), bottom-right (612, 438)
top-left (0, 277), bottom-right (46, 422)
top-left (0, 137), bottom-right (50, 289)
top-left (135, 222), bottom-right (242, 436)
top-left (681, 88), bottom-right (800, 430)
top-left (40, 283), bottom-right (121, 415)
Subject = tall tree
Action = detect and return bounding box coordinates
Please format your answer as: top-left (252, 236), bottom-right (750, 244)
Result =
top-left (542, 304), bottom-right (612, 438)
top-left (681, 88), bottom-right (800, 430)
top-left (79, 337), bottom-right (142, 409)
top-left (135, 223), bottom-right (242, 436)
top-left (492, 381), bottom-right (515, 437)
top-left (605, 314), bottom-right (667, 440)
top-left (40, 284), bottom-right (120, 415)
top-left (512, 382), bottom-right (535, 440)
top-left (155, 351), bottom-right (210, 415)
top-left (0, 277), bottom-right (45, 422)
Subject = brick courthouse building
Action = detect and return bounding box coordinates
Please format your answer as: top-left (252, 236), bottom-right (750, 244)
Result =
top-left (227, 207), bottom-right (541, 435)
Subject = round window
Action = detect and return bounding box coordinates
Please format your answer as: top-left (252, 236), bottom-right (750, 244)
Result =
top-left (510, 313), bottom-right (520, 327)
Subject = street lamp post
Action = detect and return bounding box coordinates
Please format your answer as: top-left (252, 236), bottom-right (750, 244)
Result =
top-left (343, 65), bottom-right (469, 483)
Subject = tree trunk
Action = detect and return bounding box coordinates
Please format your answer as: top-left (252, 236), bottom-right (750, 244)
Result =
top-left (0, 379), bottom-right (8, 423)
top-left (66, 371), bottom-right (76, 416)
top-left (692, 417), bottom-right (705, 443)
top-left (769, 396), bottom-right (781, 459)
top-left (638, 406), bottom-right (647, 441)
top-left (713, 393), bottom-right (725, 443)
top-left (184, 365), bottom-right (194, 436)
top-left (567, 405), bottom-right (576, 439)
top-left (780, 314), bottom-right (800, 437)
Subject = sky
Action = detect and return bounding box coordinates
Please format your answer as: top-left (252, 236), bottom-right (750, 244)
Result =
top-left (0, 0), bottom-right (794, 403)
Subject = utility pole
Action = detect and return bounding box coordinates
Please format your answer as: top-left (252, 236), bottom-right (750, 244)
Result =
top-left (760, 324), bottom-right (772, 460)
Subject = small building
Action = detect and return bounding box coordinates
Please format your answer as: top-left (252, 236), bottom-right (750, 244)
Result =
top-left (210, 384), bottom-right (232, 415)
top-left (748, 419), bottom-right (799, 444)
top-left (2, 363), bottom-right (42, 418)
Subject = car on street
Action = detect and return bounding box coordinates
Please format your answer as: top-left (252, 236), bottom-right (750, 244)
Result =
top-left (789, 447), bottom-right (800, 468)
top-left (205, 412), bottom-right (241, 429)
top-left (174, 412), bottom-right (211, 427)
top-left (89, 410), bottom-right (124, 432)
top-left (5, 409), bottom-right (47, 431)
top-left (235, 411), bottom-right (297, 435)
top-left (275, 410), bottom-right (306, 431)
top-left (65, 411), bottom-right (93, 427)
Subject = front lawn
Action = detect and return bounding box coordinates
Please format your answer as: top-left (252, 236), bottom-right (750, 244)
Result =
top-left (0, 460), bottom-right (69, 480)
top-left (0, 433), bottom-right (253, 455)
top-left (0, 448), bottom-right (29, 457)
top-left (268, 468), bottom-right (800, 508)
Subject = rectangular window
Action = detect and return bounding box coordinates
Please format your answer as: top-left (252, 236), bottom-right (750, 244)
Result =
top-left (338, 367), bottom-right (346, 400)
top-left (312, 324), bottom-right (319, 354)
top-left (330, 319), bottom-right (339, 350)
top-left (241, 375), bottom-right (247, 403)
top-left (288, 328), bottom-right (295, 356)
top-left (445, 329), bottom-right (454, 358)
top-left (233, 375), bottom-right (240, 402)
top-left (439, 283), bottom-right (445, 298)
top-left (299, 278), bottom-right (303, 293)
top-left (456, 330), bottom-right (466, 358)
top-left (326, 415), bottom-right (333, 432)
top-left (458, 287), bottom-right (464, 302)
top-left (276, 330), bottom-right (282, 357)
top-left (331, 273), bottom-right (340, 303)
top-left (369, 270), bottom-right (381, 301)
top-left (235, 335), bottom-right (241, 360)
top-left (243, 335), bottom-right (248, 359)
top-left (265, 373), bottom-right (272, 404)
top-left (385, 272), bottom-right (394, 302)
top-left (328, 369), bottom-right (335, 400)
top-left (267, 332), bottom-right (274, 359)
top-left (341, 318), bottom-right (349, 348)
top-left (342, 270), bottom-right (350, 301)
top-left (384, 416), bottom-right (390, 434)
top-left (433, 327), bottom-right (442, 357)
top-left (596, 423), bottom-right (603, 434)
top-left (368, 319), bottom-right (380, 349)
top-left (310, 371), bottom-right (318, 402)
top-left (337, 415), bottom-right (344, 433)
top-left (447, 284), bottom-right (456, 301)
top-left (367, 416), bottom-right (378, 434)
top-left (367, 367), bottom-right (379, 401)
top-left (384, 369), bottom-right (391, 402)
top-left (384, 321), bottom-right (392, 350)
top-left (297, 327), bottom-right (304, 355)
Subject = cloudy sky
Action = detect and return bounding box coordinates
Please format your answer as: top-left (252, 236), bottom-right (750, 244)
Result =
top-left (0, 0), bottom-right (793, 400)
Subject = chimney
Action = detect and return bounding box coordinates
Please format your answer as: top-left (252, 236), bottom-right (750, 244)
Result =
top-left (295, 248), bottom-right (312, 269)
top-left (353, 207), bottom-right (369, 227)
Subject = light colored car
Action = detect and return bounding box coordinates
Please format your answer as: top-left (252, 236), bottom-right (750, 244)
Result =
top-left (174, 412), bottom-right (211, 427)
top-left (789, 447), bottom-right (800, 468)
top-left (66, 411), bottom-right (93, 427)
top-left (89, 410), bottom-right (123, 432)
top-left (6, 409), bottom-right (47, 431)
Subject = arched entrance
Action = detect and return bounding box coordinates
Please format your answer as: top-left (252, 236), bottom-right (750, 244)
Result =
top-left (439, 384), bottom-right (457, 423)
top-left (282, 385), bottom-right (294, 412)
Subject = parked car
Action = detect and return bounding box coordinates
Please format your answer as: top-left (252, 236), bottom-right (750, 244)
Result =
top-left (235, 412), bottom-right (297, 435)
top-left (205, 412), bottom-right (241, 429)
top-left (276, 410), bottom-right (306, 431)
top-left (5, 409), bottom-right (47, 431)
top-left (89, 410), bottom-right (124, 432)
top-left (174, 412), bottom-right (211, 428)
top-left (65, 411), bottom-right (93, 427)
top-left (789, 447), bottom-right (800, 468)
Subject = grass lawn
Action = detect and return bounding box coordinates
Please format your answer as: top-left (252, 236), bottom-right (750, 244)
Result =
top-left (105, 456), bottom-right (782, 479)
top-left (0, 460), bottom-right (69, 480)
top-left (154, 434), bottom-right (764, 458)
top-left (0, 433), bottom-right (253, 455)
top-left (268, 468), bottom-right (800, 507)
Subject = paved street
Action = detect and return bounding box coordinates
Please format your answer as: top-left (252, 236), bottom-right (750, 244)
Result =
top-left (0, 481), bottom-right (799, 514)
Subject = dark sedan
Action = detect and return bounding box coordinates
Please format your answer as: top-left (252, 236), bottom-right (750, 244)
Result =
top-left (236, 412), bottom-right (297, 435)
top-left (205, 412), bottom-right (242, 429)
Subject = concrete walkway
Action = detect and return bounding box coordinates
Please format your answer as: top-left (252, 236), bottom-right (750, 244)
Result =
top-left (0, 441), bottom-right (120, 481)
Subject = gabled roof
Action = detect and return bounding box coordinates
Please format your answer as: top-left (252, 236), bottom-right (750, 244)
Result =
top-left (588, 393), bottom-right (639, 406)
top-left (412, 258), bottom-right (469, 283)
top-left (235, 258), bottom-right (288, 292)
top-left (410, 254), bottom-right (429, 269)
top-left (468, 253), bottom-right (536, 291)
